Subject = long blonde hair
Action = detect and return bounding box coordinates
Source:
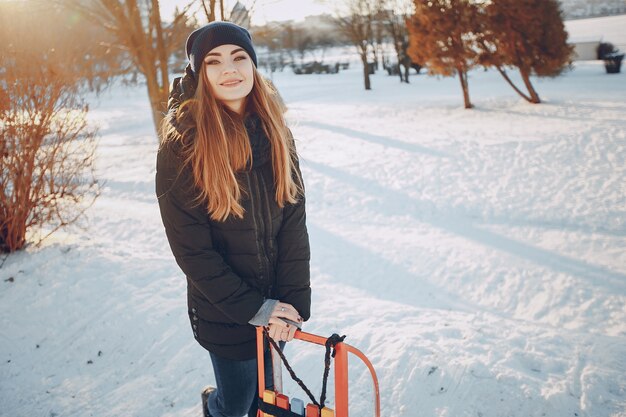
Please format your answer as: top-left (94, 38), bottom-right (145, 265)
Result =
top-left (160, 63), bottom-right (302, 222)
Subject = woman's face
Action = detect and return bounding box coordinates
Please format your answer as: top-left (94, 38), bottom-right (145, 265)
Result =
top-left (203, 44), bottom-right (254, 114)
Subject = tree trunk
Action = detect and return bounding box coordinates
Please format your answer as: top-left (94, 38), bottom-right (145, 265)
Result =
top-left (496, 66), bottom-right (533, 102)
top-left (457, 68), bottom-right (473, 109)
top-left (131, 0), bottom-right (169, 135)
top-left (152, 0), bottom-right (169, 104)
top-left (374, 40), bottom-right (383, 70)
top-left (146, 78), bottom-right (167, 136)
top-left (519, 68), bottom-right (541, 104)
top-left (201, 0), bottom-right (217, 22)
top-left (402, 55), bottom-right (411, 84)
top-left (0, 216), bottom-right (26, 253)
top-left (361, 51), bottom-right (371, 90)
top-left (395, 52), bottom-right (404, 82)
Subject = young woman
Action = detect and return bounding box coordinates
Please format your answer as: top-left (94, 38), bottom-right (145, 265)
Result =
top-left (155, 22), bottom-right (311, 417)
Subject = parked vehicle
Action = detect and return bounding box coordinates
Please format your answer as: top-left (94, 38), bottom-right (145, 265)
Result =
top-left (383, 60), bottom-right (422, 76)
top-left (604, 52), bottom-right (624, 74)
top-left (292, 61), bottom-right (339, 75)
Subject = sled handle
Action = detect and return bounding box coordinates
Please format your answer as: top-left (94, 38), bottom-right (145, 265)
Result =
top-left (256, 328), bottom-right (381, 417)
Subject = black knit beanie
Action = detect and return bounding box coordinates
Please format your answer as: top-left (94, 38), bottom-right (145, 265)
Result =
top-left (185, 21), bottom-right (257, 78)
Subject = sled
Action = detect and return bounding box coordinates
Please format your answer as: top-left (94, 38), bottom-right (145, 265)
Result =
top-left (256, 326), bottom-right (381, 417)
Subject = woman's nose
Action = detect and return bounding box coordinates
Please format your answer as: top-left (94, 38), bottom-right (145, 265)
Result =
top-left (222, 61), bottom-right (237, 74)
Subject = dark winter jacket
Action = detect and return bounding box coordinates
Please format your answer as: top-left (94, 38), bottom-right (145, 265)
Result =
top-left (155, 66), bottom-right (311, 360)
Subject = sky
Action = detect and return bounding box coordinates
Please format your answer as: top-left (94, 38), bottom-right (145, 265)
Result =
top-left (159, 0), bottom-right (333, 26)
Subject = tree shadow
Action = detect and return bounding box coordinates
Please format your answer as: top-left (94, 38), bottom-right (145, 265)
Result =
top-left (299, 120), bottom-right (451, 158)
top-left (478, 212), bottom-right (626, 238)
top-left (474, 101), bottom-right (626, 126)
top-left (304, 159), bottom-right (626, 292)
top-left (307, 222), bottom-right (472, 312)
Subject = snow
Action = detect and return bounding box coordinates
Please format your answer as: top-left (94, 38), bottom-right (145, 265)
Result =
top-left (1, 29), bottom-right (626, 417)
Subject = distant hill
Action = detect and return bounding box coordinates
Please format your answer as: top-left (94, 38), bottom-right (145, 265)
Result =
top-left (560, 0), bottom-right (626, 19)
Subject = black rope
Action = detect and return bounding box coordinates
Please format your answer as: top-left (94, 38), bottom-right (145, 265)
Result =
top-left (261, 328), bottom-right (347, 410)
top-left (263, 327), bottom-right (320, 407)
top-left (320, 333), bottom-right (346, 408)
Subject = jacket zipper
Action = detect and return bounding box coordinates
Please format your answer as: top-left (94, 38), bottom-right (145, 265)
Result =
top-left (256, 173), bottom-right (273, 284)
top-left (249, 171), bottom-right (273, 295)
top-left (259, 173), bottom-right (275, 297)
top-left (259, 174), bottom-right (273, 251)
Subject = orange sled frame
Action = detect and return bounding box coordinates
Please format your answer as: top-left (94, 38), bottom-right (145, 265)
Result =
top-left (256, 327), bottom-right (381, 417)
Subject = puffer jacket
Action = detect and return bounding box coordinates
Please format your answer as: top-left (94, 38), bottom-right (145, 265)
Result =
top-left (155, 66), bottom-right (311, 360)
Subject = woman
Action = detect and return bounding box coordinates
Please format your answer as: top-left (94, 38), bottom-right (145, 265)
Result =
top-left (155, 22), bottom-right (311, 417)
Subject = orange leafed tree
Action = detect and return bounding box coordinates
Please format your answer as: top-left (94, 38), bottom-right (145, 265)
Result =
top-left (478, 0), bottom-right (574, 103)
top-left (407, 0), bottom-right (481, 109)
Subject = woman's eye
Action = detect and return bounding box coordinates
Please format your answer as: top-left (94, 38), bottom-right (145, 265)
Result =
top-left (205, 56), bottom-right (245, 65)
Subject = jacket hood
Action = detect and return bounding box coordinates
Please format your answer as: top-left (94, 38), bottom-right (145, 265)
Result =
top-left (166, 64), bottom-right (197, 138)
top-left (169, 63), bottom-right (197, 111)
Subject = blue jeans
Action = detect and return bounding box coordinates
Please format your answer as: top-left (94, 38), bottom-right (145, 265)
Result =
top-left (206, 341), bottom-right (286, 417)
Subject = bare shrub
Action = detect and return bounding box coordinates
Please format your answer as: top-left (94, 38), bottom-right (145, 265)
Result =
top-left (0, 6), bottom-right (101, 253)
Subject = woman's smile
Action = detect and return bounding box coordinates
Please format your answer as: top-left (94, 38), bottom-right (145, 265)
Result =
top-left (220, 79), bottom-right (243, 87)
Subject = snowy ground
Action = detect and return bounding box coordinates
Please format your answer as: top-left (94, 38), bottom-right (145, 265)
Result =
top-left (1, 33), bottom-right (626, 417)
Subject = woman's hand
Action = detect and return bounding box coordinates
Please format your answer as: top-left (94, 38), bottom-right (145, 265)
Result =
top-left (267, 322), bottom-right (297, 342)
top-left (266, 302), bottom-right (302, 342)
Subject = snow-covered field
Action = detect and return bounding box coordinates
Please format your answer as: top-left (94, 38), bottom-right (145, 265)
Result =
top-left (1, 24), bottom-right (626, 417)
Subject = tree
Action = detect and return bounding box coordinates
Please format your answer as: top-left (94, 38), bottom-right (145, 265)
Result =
top-left (63, 0), bottom-right (193, 137)
top-left (371, 8), bottom-right (386, 70)
top-left (0, 2), bottom-right (101, 253)
top-left (251, 23), bottom-right (291, 76)
top-left (310, 29), bottom-right (339, 64)
top-left (279, 24), bottom-right (316, 65)
top-left (382, 0), bottom-right (415, 83)
top-left (407, 0), bottom-right (480, 108)
top-left (199, 0), bottom-right (260, 25)
top-left (335, 0), bottom-right (380, 90)
top-left (199, 0), bottom-right (225, 22)
top-left (478, 0), bottom-right (574, 104)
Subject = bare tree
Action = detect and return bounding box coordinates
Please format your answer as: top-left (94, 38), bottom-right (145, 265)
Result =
top-left (63, 0), bottom-right (194, 136)
top-left (310, 30), bottom-right (338, 64)
top-left (371, 10), bottom-right (385, 70)
top-left (335, 0), bottom-right (379, 90)
top-left (284, 25), bottom-right (316, 65)
top-left (251, 23), bottom-right (290, 76)
top-left (203, 0), bottom-right (258, 27)
top-left (199, 0), bottom-right (223, 22)
top-left (382, 0), bottom-right (415, 83)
